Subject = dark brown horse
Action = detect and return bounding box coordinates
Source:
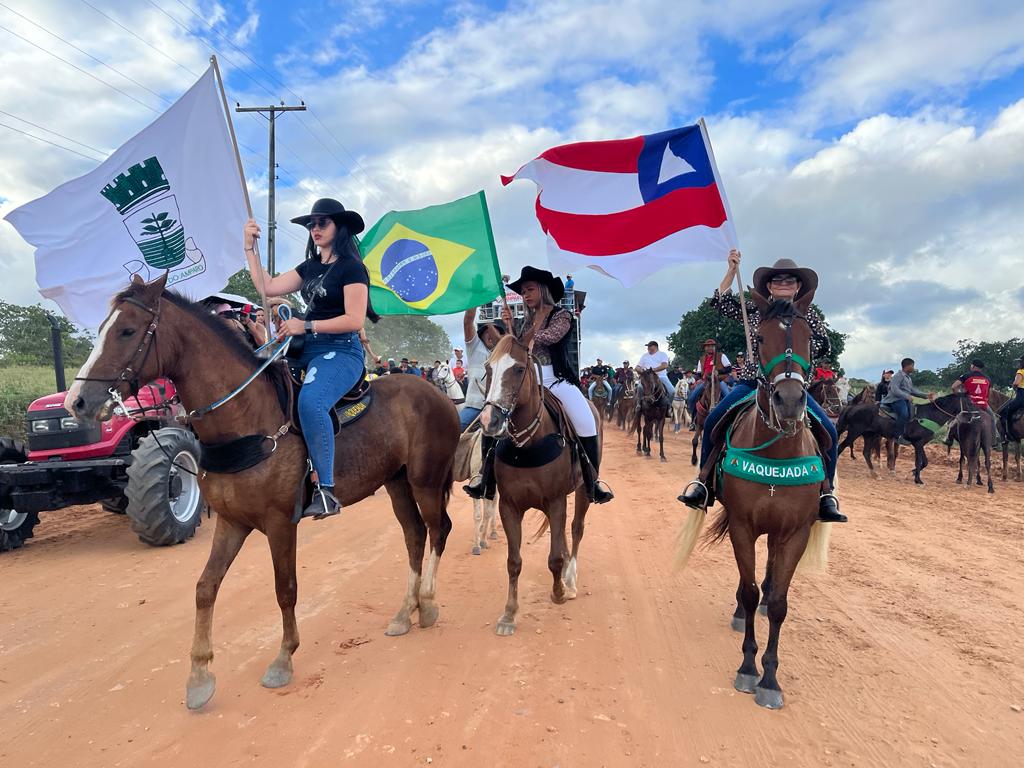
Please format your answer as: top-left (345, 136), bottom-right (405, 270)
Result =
top-left (676, 291), bottom-right (830, 710)
top-left (690, 372), bottom-right (720, 465)
top-left (65, 275), bottom-right (459, 710)
top-left (835, 394), bottom-right (967, 482)
top-left (616, 375), bottom-right (638, 430)
top-left (636, 368), bottom-right (668, 461)
top-left (808, 378), bottom-right (842, 420)
top-left (951, 404), bottom-right (995, 492)
top-left (478, 335), bottom-right (595, 636)
top-left (998, 389), bottom-right (1023, 481)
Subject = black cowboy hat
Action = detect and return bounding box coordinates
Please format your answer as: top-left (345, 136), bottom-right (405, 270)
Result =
top-left (507, 266), bottom-right (565, 303)
top-left (290, 197), bottom-right (365, 235)
top-left (752, 258), bottom-right (818, 299)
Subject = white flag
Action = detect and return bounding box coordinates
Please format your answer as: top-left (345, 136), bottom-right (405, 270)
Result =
top-left (4, 66), bottom-right (247, 328)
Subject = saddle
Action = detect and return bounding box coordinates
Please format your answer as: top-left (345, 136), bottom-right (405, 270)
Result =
top-left (879, 402), bottom-right (897, 419)
top-left (287, 360), bottom-right (373, 435)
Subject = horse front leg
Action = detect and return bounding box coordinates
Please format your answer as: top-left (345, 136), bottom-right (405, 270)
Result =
top-left (496, 497), bottom-right (524, 636)
top-left (984, 441), bottom-right (994, 493)
top-left (729, 527), bottom-right (760, 694)
top-left (659, 418), bottom-right (667, 462)
top-left (472, 497), bottom-right (485, 555)
top-left (546, 496), bottom-right (568, 605)
top-left (187, 516), bottom-right (251, 710)
top-left (691, 424), bottom-right (700, 466)
top-left (261, 517), bottom-right (300, 690)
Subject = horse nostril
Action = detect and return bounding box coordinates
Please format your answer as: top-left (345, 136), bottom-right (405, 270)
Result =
top-left (73, 396), bottom-right (85, 413)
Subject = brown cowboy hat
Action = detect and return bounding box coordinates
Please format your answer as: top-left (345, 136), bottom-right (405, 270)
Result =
top-left (507, 266), bottom-right (565, 303)
top-left (290, 197), bottom-right (365, 235)
top-left (702, 338), bottom-right (717, 346)
top-left (752, 258), bottom-right (818, 299)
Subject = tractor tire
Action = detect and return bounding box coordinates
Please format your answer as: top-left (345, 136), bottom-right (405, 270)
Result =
top-left (1, 438), bottom-right (37, 552)
top-left (101, 496), bottom-right (129, 514)
top-left (125, 428), bottom-right (203, 547)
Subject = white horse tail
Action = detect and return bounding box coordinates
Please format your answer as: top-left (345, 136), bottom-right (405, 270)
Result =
top-left (797, 520), bottom-right (831, 574)
top-left (673, 507), bottom-right (707, 570)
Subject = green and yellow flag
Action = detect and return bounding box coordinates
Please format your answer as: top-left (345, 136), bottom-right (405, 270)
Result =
top-left (360, 191), bottom-right (503, 315)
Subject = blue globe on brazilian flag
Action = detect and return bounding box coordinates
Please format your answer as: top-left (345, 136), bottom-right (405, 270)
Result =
top-left (360, 191), bottom-right (503, 315)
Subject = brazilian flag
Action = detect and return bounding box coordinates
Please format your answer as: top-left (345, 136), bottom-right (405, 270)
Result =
top-left (360, 191), bottom-right (503, 315)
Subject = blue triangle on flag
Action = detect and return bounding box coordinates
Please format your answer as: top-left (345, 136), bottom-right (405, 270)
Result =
top-left (637, 125), bottom-right (715, 204)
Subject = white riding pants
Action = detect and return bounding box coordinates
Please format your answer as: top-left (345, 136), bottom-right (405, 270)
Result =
top-left (541, 365), bottom-right (598, 438)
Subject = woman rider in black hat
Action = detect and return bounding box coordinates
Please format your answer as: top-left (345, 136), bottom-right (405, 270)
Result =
top-left (464, 266), bottom-right (612, 504)
top-left (678, 250), bottom-right (845, 523)
top-left (243, 198), bottom-right (379, 521)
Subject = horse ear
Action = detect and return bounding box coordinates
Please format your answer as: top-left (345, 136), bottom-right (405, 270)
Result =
top-left (794, 290), bottom-right (815, 315)
top-left (749, 289), bottom-right (770, 315)
top-left (148, 271), bottom-right (169, 295)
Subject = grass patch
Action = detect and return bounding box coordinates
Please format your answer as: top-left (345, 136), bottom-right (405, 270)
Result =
top-left (0, 365), bottom-right (79, 438)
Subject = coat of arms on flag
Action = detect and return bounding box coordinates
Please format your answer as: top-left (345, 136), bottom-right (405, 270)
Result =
top-left (360, 191), bottom-right (504, 315)
top-left (502, 122), bottom-right (738, 287)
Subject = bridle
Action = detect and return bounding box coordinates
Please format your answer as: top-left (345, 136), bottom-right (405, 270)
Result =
top-left (756, 307), bottom-right (812, 436)
top-left (481, 338), bottom-right (545, 448)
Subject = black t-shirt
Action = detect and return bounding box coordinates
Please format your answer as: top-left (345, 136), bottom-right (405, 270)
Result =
top-left (295, 257), bottom-right (369, 322)
top-left (591, 364), bottom-right (612, 377)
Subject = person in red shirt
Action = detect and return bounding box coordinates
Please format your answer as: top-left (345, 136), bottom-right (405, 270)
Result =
top-left (952, 359), bottom-right (992, 411)
top-left (813, 361), bottom-right (836, 381)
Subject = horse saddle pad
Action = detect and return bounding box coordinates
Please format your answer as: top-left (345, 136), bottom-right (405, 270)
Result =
top-left (288, 363), bottom-right (373, 434)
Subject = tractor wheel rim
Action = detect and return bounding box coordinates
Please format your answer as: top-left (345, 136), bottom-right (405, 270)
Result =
top-left (168, 450), bottom-right (200, 523)
top-left (1, 508), bottom-right (27, 531)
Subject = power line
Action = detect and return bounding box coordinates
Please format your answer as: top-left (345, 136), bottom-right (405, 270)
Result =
top-left (0, 23), bottom-right (160, 114)
top-left (0, 108), bottom-right (108, 156)
top-left (0, 3), bottom-right (172, 106)
top-left (0, 121), bottom-right (103, 162)
top-left (78, 0), bottom-right (200, 78)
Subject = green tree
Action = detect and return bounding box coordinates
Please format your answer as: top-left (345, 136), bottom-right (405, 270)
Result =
top-left (363, 315), bottom-right (452, 366)
top-left (936, 337), bottom-right (1024, 389)
top-left (667, 294), bottom-right (847, 374)
top-left (0, 300), bottom-right (93, 368)
top-left (223, 270), bottom-right (301, 310)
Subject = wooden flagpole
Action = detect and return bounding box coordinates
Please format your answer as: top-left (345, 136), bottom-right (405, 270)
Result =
top-left (211, 55), bottom-right (269, 340)
top-left (699, 118), bottom-right (753, 363)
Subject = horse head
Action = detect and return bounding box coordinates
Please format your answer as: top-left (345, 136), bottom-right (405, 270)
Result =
top-left (479, 335), bottom-right (536, 438)
top-left (638, 368), bottom-right (661, 403)
top-left (751, 290), bottom-right (815, 424)
top-left (66, 273), bottom-right (169, 421)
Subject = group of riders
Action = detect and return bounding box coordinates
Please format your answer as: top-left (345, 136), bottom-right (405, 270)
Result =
top-left (234, 196), bottom-right (1023, 529)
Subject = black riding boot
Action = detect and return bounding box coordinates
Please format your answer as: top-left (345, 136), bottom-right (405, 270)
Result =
top-left (818, 492), bottom-right (846, 523)
top-left (678, 478), bottom-right (714, 510)
top-left (464, 439), bottom-right (496, 500)
top-left (579, 436), bottom-right (614, 504)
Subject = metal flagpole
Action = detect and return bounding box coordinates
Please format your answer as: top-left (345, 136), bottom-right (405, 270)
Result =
top-left (210, 55), bottom-right (270, 341)
top-left (699, 117), bottom-right (753, 363)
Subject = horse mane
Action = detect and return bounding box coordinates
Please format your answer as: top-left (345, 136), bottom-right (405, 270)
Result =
top-left (486, 334), bottom-right (518, 365)
top-left (114, 284), bottom-right (291, 415)
top-left (761, 298), bottom-right (797, 321)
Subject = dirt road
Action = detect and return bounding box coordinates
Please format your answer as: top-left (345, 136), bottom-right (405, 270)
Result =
top-left (2, 425), bottom-right (1022, 767)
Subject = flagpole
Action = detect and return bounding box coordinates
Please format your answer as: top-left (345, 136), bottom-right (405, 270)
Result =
top-left (699, 117), bottom-right (752, 363)
top-left (211, 54), bottom-right (269, 339)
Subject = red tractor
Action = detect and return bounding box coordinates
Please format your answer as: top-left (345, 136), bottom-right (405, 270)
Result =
top-left (0, 378), bottom-right (204, 553)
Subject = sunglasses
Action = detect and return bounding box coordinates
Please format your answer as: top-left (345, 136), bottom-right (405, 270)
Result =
top-left (306, 216), bottom-right (333, 231)
top-left (769, 275), bottom-right (798, 285)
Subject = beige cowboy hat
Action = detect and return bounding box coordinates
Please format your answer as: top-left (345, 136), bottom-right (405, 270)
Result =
top-left (752, 258), bottom-right (818, 299)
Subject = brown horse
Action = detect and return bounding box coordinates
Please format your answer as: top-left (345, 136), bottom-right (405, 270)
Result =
top-left (951, 404), bottom-right (995, 492)
top-left (636, 368), bottom-right (668, 461)
top-left (478, 335), bottom-right (595, 636)
top-left (65, 276), bottom-right (459, 710)
top-left (690, 372), bottom-right (720, 465)
top-left (676, 291), bottom-right (830, 710)
top-left (616, 375), bottom-right (638, 430)
top-left (808, 378), bottom-right (842, 420)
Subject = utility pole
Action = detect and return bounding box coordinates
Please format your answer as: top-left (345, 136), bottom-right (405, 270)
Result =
top-left (235, 101), bottom-right (306, 275)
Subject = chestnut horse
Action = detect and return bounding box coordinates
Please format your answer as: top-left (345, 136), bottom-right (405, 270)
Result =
top-left (690, 370), bottom-right (721, 465)
top-left (478, 335), bottom-right (595, 636)
top-left (676, 291), bottom-right (831, 710)
top-left (65, 276), bottom-right (459, 710)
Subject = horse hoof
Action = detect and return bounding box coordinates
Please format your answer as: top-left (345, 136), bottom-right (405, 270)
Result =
top-left (385, 617), bottom-right (413, 636)
top-left (757, 603), bottom-right (768, 616)
top-left (734, 673), bottom-right (759, 694)
top-left (755, 686), bottom-right (784, 709)
top-left (186, 673), bottom-right (216, 711)
top-left (661, 456), bottom-right (667, 463)
top-left (260, 664), bottom-right (292, 689)
top-left (418, 603), bottom-right (440, 628)
top-left (691, 457), bottom-right (698, 466)
top-left (488, 531), bottom-right (498, 540)
top-left (472, 546), bottom-right (482, 555)
top-left (563, 586), bottom-right (578, 600)
top-left (551, 591), bottom-right (567, 605)
top-left (730, 616), bottom-right (746, 633)
top-left (495, 620), bottom-right (516, 637)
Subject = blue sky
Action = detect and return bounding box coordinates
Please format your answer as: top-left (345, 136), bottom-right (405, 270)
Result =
top-left (1, 0), bottom-right (1023, 380)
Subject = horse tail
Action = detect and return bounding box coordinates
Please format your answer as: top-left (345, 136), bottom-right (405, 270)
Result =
top-left (797, 521), bottom-right (831, 574)
top-left (705, 506), bottom-right (730, 546)
top-left (531, 511), bottom-right (549, 542)
top-left (673, 507), bottom-right (707, 570)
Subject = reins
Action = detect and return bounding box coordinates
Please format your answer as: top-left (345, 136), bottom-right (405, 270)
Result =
top-left (482, 337), bottom-right (545, 448)
top-left (755, 307), bottom-right (812, 436)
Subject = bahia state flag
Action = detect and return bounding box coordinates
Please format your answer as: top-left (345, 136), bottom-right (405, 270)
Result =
top-left (502, 122), bottom-right (738, 287)
top-left (360, 191), bottom-right (504, 315)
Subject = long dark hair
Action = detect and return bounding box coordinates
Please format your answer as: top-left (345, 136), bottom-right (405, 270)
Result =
top-left (304, 219), bottom-right (379, 323)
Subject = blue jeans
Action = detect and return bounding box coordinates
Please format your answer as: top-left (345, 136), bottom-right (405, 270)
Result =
top-left (296, 332), bottom-right (365, 486)
top-left (459, 406), bottom-right (482, 431)
top-left (700, 382), bottom-right (839, 488)
top-left (588, 380), bottom-right (612, 399)
top-left (890, 398), bottom-right (911, 436)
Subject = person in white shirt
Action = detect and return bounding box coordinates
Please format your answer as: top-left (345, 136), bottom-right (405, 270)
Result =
top-left (636, 341), bottom-right (673, 397)
top-left (458, 307), bottom-right (506, 431)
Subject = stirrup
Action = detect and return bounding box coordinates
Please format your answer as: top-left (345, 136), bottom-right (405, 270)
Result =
top-left (592, 480), bottom-right (614, 504)
top-left (678, 479), bottom-right (709, 510)
top-left (818, 492), bottom-right (846, 523)
top-left (300, 485), bottom-right (342, 521)
top-left (463, 474), bottom-right (486, 500)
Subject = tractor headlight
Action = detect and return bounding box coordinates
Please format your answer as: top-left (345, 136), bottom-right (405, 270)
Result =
top-left (60, 416), bottom-right (79, 431)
